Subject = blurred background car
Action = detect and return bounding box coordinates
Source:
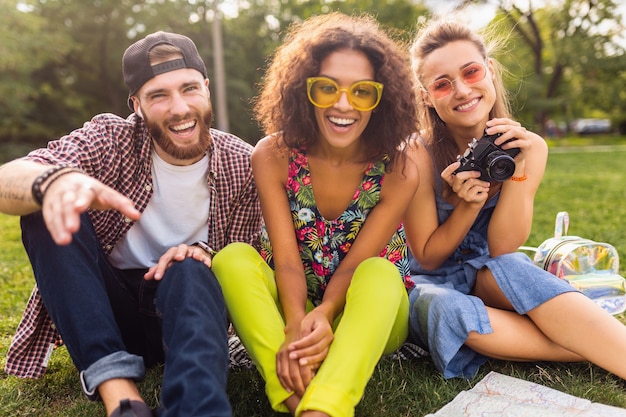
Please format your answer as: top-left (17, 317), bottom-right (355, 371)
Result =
top-left (570, 118), bottom-right (612, 134)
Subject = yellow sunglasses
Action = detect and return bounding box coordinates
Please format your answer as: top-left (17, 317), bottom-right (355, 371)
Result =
top-left (306, 77), bottom-right (384, 111)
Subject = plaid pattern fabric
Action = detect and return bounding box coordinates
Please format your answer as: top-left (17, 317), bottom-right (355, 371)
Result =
top-left (387, 342), bottom-right (429, 361)
top-left (226, 333), bottom-right (428, 370)
top-left (4, 287), bottom-right (59, 378)
top-left (4, 113), bottom-right (262, 378)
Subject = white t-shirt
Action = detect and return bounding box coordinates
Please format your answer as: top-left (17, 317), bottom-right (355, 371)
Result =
top-left (108, 151), bottom-right (210, 269)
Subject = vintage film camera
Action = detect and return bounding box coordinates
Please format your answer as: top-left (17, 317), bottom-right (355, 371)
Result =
top-left (454, 129), bottom-right (521, 182)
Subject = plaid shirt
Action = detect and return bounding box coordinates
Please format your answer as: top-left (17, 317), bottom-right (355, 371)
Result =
top-left (4, 113), bottom-right (262, 378)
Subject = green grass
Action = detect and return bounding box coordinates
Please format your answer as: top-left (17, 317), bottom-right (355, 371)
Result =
top-left (2, 142), bottom-right (626, 416)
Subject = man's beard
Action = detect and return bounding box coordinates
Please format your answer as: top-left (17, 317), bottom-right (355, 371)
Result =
top-left (144, 104), bottom-right (213, 161)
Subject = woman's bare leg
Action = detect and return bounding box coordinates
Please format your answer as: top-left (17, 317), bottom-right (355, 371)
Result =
top-left (529, 291), bottom-right (626, 379)
top-left (466, 306), bottom-right (583, 362)
top-left (471, 267), bottom-right (626, 378)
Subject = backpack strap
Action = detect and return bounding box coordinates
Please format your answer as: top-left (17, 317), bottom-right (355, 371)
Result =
top-left (554, 211), bottom-right (569, 238)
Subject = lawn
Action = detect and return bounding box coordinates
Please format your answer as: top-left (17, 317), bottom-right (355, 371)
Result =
top-left (2, 143), bottom-right (626, 416)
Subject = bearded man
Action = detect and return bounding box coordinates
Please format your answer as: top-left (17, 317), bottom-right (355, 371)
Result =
top-left (0, 31), bottom-right (261, 417)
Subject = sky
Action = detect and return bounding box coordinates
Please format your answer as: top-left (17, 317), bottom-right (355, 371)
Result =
top-left (424, 0), bottom-right (496, 29)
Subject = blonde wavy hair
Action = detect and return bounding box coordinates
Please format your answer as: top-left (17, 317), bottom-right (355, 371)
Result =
top-left (410, 18), bottom-right (512, 175)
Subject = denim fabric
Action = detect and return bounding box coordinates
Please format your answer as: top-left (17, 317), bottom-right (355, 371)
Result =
top-left (80, 352), bottom-right (145, 399)
top-left (409, 252), bottom-right (577, 379)
top-left (408, 280), bottom-right (492, 380)
top-left (156, 258), bottom-right (231, 417)
top-left (21, 212), bottom-right (232, 416)
top-left (407, 178), bottom-right (577, 379)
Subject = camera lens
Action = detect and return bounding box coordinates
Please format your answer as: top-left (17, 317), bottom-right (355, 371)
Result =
top-left (486, 152), bottom-right (516, 182)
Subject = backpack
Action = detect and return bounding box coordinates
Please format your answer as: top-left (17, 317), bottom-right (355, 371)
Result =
top-left (521, 211), bottom-right (626, 315)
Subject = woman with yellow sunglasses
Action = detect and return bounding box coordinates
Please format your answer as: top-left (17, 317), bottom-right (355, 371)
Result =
top-left (212, 12), bottom-right (419, 417)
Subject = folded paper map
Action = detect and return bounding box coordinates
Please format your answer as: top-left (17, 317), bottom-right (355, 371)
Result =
top-left (427, 371), bottom-right (626, 417)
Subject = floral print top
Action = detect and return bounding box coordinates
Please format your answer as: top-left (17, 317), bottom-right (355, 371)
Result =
top-left (259, 147), bottom-right (415, 306)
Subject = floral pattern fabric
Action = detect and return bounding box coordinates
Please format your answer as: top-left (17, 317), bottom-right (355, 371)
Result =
top-left (259, 148), bottom-right (414, 306)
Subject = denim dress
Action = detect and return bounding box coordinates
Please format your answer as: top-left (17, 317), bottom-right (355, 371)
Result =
top-left (407, 181), bottom-right (576, 379)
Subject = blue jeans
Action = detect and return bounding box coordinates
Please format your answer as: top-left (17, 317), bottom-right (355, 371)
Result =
top-left (21, 212), bottom-right (232, 417)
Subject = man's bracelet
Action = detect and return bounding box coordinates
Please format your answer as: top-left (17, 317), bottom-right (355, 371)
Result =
top-left (190, 241), bottom-right (217, 256)
top-left (31, 166), bottom-right (84, 206)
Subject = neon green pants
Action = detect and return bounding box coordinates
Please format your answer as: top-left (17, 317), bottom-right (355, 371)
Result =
top-left (212, 242), bottom-right (409, 417)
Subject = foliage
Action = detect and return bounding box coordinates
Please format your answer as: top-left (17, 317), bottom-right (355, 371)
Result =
top-left (2, 142), bottom-right (626, 415)
top-left (0, 0), bottom-right (428, 148)
top-left (2, 0), bottom-right (623, 147)
top-left (488, 0), bottom-right (625, 133)
top-left (0, 0), bottom-right (73, 141)
top-left (0, 0), bottom-right (623, 146)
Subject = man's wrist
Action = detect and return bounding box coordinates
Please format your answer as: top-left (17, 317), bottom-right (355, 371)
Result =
top-left (190, 241), bottom-right (216, 256)
top-left (31, 166), bottom-right (84, 206)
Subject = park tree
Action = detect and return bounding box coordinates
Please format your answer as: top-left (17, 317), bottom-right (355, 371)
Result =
top-left (220, 0), bottom-right (429, 142)
top-left (1, 0), bottom-right (150, 142)
top-left (4, 0), bottom-right (624, 144)
top-left (0, 0), bottom-right (74, 142)
top-left (564, 37), bottom-right (626, 133)
top-left (1, 0), bottom-right (428, 145)
top-left (473, 0), bottom-right (625, 133)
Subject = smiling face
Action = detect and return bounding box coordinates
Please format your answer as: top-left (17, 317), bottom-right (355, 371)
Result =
top-left (133, 66), bottom-right (213, 165)
top-left (420, 40), bottom-right (496, 140)
top-left (312, 49), bottom-right (375, 152)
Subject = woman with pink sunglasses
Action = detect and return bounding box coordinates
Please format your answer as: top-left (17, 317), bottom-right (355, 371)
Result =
top-left (404, 17), bottom-right (626, 381)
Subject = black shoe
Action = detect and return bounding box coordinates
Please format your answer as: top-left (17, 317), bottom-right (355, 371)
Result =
top-left (110, 399), bottom-right (155, 417)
